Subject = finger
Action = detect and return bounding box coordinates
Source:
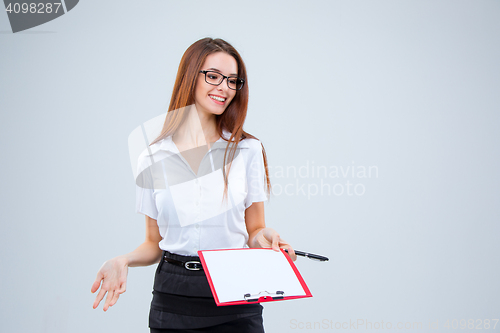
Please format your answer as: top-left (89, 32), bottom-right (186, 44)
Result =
top-left (118, 269), bottom-right (128, 293)
top-left (117, 279), bottom-right (127, 294)
top-left (286, 246), bottom-right (297, 261)
top-left (103, 290), bottom-right (114, 312)
top-left (277, 240), bottom-right (296, 261)
top-left (271, 234), bottom-right (280, 251)
top-left (111, 280), bottom-right (127, 307)
top-left (109, 290), bottom-right (120, 307)
top-left (91, 274), bottom-right (103, 293)
top-left (93, 288), bottom-right (107, 309)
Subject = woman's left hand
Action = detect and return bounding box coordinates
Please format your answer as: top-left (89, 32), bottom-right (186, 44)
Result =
top-left (252, 228), bottom-right (297, 261)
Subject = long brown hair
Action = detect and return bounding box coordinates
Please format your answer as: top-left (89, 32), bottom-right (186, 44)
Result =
top-left (150, 37), bottom-right (271, 202)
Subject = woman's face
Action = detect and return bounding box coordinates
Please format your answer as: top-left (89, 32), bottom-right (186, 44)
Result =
top-left (194, 52), bottom-right (238, 117)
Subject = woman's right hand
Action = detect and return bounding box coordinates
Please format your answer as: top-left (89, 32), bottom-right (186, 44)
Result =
top-left (91, 256), bottom-right (129, 311)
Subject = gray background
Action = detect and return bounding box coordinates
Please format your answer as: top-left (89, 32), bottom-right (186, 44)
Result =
top-left (1, 0), bottom-right (499, 332)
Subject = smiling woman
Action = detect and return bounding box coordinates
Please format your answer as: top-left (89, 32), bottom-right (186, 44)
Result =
top-left (91, 38), bottom-right (297, 333)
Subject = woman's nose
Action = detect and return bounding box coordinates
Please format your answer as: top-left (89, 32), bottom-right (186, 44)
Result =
top-left (217, 80), bottom-right (229, 92)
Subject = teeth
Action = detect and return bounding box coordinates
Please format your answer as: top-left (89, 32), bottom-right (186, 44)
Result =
top-left (210, 95), bottom-right (225, 102)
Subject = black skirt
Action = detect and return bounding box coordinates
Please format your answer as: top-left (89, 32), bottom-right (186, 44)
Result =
top-left (149, 251), bottom-right (264, 332)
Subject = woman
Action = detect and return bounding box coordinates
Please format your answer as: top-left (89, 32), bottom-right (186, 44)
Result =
top-left (91, 37), bottom-right (296, 332)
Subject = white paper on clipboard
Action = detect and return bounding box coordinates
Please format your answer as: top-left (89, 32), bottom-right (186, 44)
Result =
top-left (199, 248), bottom-right (310, 304)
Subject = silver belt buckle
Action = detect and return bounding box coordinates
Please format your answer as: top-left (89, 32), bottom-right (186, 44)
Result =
top-left (184, 261), bottom-right (202, 271)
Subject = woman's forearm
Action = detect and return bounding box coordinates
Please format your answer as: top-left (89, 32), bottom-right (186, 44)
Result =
top-left (119, 240), bottom-right (163, 267)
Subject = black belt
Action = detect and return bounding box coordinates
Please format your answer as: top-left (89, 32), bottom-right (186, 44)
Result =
top-left (163, 251), bottom-right (204, 271)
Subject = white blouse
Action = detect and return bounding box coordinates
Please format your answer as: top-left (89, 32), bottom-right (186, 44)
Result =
top-left (135, 130), bottom-right (268, 255)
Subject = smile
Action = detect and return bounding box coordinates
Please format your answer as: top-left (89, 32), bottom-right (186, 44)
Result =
top-left (209, 95), bottom-right (226, 102)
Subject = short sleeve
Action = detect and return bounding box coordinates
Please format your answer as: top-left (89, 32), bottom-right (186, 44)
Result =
top-left (135, 153), bottom-right (159, 220)
top-left (135, 184), bottom-right (158, 220)
top-left (244, 142), bottom-right (269, 209)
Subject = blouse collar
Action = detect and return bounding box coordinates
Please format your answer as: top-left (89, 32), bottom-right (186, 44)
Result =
top-left (147, 129), bottom-right (249, 156)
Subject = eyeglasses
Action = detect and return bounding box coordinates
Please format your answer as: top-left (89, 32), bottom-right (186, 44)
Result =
top-left (199, 70), bottom-right (245, 91)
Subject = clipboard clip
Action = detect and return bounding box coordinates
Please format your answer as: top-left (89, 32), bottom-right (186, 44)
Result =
top-left (244, 290), bottom-right (285, 302)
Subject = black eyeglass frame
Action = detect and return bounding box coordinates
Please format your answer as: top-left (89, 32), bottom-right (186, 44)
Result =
top-left (199, 70), bottom-right (245, 91)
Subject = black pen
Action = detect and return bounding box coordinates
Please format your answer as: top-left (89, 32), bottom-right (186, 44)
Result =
top-left (284, 249), bottom-right (329, 261)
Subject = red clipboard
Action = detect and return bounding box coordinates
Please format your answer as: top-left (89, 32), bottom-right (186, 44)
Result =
top-left (198, 248), bottom-right (312, 306)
